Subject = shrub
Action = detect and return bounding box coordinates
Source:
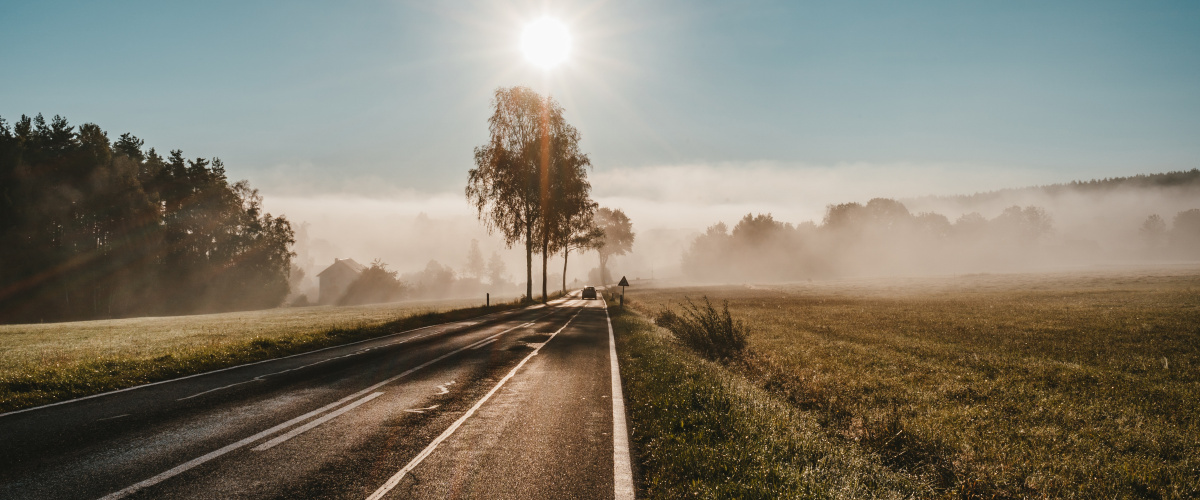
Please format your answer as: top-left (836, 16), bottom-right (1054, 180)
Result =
top-left (654, 296), bottom-right (749, 360)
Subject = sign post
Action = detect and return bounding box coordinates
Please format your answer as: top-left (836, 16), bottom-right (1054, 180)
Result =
top-left (618, 276), bottom-right (630, 308)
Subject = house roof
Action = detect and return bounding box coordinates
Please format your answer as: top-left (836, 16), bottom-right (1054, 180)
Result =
top-left (317, 258), bottom-right (366, 277)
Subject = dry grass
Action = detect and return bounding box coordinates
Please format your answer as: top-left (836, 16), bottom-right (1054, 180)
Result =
top-left (0, 298), bottom-right (515, 412)
top-left (628, 265), bottom-right (1200, 498)
top-left (0, 299), bottom-right (481, 377)
top-left (611, 303), bottom-right (924, 498)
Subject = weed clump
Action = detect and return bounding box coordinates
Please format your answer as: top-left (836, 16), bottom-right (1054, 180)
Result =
top-left (655, 296), bottom-right (749, 361)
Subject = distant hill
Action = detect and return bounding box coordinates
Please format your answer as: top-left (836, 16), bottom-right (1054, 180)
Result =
top-left (917, 169), bottom-right (1200, 206)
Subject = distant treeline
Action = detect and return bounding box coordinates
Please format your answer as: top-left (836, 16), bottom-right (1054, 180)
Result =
top-left (683, 196), bottom-right (1200, 282)
top-left (924, 168), bottom-right (1200, 205)
top-left (334, 259), bottom-right (517, 307)
top-left (0, 114), bottom-right (293, 323)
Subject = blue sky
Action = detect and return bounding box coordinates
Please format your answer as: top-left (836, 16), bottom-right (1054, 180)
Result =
top-left (3, 0), bottom-right (1199, 200)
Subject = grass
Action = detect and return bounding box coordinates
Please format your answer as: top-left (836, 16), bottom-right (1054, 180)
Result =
top-left (611, 302), bottom-right (924, 498)
top-left (622, 266), bottom-right (1200, 498)
top-left (653, 296), bottom-right (749, 361)
top-left (0, 298), bottom-right (524, 413)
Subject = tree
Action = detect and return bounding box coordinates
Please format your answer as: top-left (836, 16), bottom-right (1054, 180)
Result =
top-left (1171, 209), bottom-right (1200, 253)
top-left (595, 207), bottom-right (634, 285)
top-left (0, 113), bottom-right (294, 322)
top-left (486, 251), bottom-right (507, 286)
top-left (339, 260), bottom-right (405, 305)
top-left (465, 239), bottom-right (486, 280)
top-left (560, 201), bottom-right (602, 292)
top-left (532, 103), bottom-right (593, 302)
top-left (1139, 214), bottom-right (1168, 250)
top-left (466, 86), bottom-right (593, 302)
top-left (993, 205), bottom-right (1053, 243)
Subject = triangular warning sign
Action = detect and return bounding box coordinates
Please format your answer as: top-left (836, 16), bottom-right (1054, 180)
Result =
top-left (618, 276), bottom-right (630, 287)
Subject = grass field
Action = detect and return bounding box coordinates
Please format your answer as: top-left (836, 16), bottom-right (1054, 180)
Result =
top-left (0, 298), bottom-right (520, 413)
top-left (621, 265), bottom-right (1200, 498)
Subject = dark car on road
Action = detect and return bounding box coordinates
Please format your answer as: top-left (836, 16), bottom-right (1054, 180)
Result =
top-left (581, 286), bottom-right (597, 299)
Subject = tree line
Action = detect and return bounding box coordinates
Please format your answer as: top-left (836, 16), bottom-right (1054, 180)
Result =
top-left (0, 114), bottom-right (293, 323)
top-left (334, 251), bottom-right (512, 307)
top-left (467, 87), bottom-right (633, 301)
top-left (682, 199), bottom-right (1060, 281)
top-left (1138, 209), bottom-right (1200, 256)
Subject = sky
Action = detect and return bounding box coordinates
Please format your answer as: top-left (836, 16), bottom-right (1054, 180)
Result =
top-left (3, 0), bottom-right (1199, 275)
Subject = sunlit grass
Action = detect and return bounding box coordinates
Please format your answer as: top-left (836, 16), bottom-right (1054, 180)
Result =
top-left (0, 298), bottom-right (517, 412)
top-left (626, 266), bottom-right (1200, 498)
top-left (611, 304), bottom-right (923, 498)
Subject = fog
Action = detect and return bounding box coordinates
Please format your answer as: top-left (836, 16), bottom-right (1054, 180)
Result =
top-left (673, 170), bottom-right (1200, 283)
top-left (264, 192), bottom-right (607, 303)
top-left (262, 166), bottom-right (1200, 301)
top-left (904, 178), bottom-right (1200, 258)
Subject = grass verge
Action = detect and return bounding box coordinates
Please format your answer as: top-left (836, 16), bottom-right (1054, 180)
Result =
top-left (626, 268), bottom-right (1200, 498)
top-left (610, 303), bottom-right (926, 498)
top-left (0, 300), bottom-right (525, 413)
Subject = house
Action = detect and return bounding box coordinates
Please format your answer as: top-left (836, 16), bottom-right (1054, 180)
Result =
top-left (316, 258), bottom-right (366, 305)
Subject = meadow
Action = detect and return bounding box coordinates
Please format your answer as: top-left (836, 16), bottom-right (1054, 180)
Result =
top-left (620, 265), bottom-right (1200, 498)
top-left (0, 298), bottom-right (518, 412)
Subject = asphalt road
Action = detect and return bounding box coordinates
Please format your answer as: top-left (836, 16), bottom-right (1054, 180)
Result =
top-left (0, 293), bottom-right (634, 499)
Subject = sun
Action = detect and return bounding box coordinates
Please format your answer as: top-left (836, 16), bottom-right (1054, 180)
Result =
top-left (521, 17), bottom-right (570, 69)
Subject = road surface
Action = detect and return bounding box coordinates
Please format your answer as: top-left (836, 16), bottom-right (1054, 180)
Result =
top-left (0, 294), bottom-right (634, 499)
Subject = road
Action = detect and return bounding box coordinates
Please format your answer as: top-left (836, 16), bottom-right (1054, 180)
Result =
top-left (0, 294), bottom-right (634, 499)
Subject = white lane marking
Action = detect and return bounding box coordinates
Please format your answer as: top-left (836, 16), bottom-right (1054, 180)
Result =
top-left (175, 379), bottom-right (260, 401)
top-left (404, 405), bottom-right (440, 414)
top-left (96, 414), bottom-right (130, 422)
top-left (435, 381), bottom-right (455, 394)
top-left (604, 296), bottom-right (636, 500)
top-left (464, 337), bottom-right (498, 350)
top-left (469, 338), bottom-right (499, 350)
top-left (99, 391), bottom-right (378, 500)
top-left (253, 392), bottom-right (384, 451)
top-left (97, 311), bottom-right (560, 499)
top-left (365, 308), bottom-right (585, 500)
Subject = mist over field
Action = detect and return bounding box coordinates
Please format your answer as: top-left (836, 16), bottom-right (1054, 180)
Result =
top-left (263, 166), bottom-right (1200, 292)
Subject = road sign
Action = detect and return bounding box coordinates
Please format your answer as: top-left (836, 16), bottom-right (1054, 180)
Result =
top-left (617, 276), bottom-right (629, 307)
top-left (618, 276), bottom-right (629, 287)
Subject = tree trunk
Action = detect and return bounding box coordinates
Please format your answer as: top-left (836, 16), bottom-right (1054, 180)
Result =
top-left (562, 247), bottom-right (568, 293)
top-left (599, 252), bottom-right (609, 285)
top-left (525, 224), bottom-right (533, 302)
top-left (541, 238), bottom-right (548, 303)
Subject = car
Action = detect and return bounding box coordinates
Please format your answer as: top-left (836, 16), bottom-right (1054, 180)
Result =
top-left (581, 286), bottom-right (597, 299)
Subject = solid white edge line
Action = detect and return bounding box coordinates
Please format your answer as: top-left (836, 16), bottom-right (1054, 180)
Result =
top-left (604, 295), bottom-right (636, 500)
top-left (253, 392), bottom-right (384, 451)
top-left (96, 310), bottom-right (562, 500)
top-left (364, 308), bottom-right (585, 500)
top-left (0, 304), bottom-right (542, 419)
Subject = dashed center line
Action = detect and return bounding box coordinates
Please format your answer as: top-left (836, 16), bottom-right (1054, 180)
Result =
top-left (96, 414), bottom-right (130, 422)
top-left (253, 392), bottom-right (384, 451)
top-left (98, 309), bottom-right (563, 500)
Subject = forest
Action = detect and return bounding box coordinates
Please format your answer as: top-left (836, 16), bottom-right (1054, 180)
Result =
top-left (0, 114), bottom-right (294, 324)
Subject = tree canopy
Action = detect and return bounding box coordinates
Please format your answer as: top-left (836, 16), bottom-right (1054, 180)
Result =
top-left (466, 86), bottom-right (597, 301)
top-left (0, 114), bottom-right (293, 323)
top-left (595, 207), bottom-right (635, 285)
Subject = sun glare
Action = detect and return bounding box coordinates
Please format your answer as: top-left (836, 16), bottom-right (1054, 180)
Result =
top-left (521, 17), bottom-right (570, 69)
